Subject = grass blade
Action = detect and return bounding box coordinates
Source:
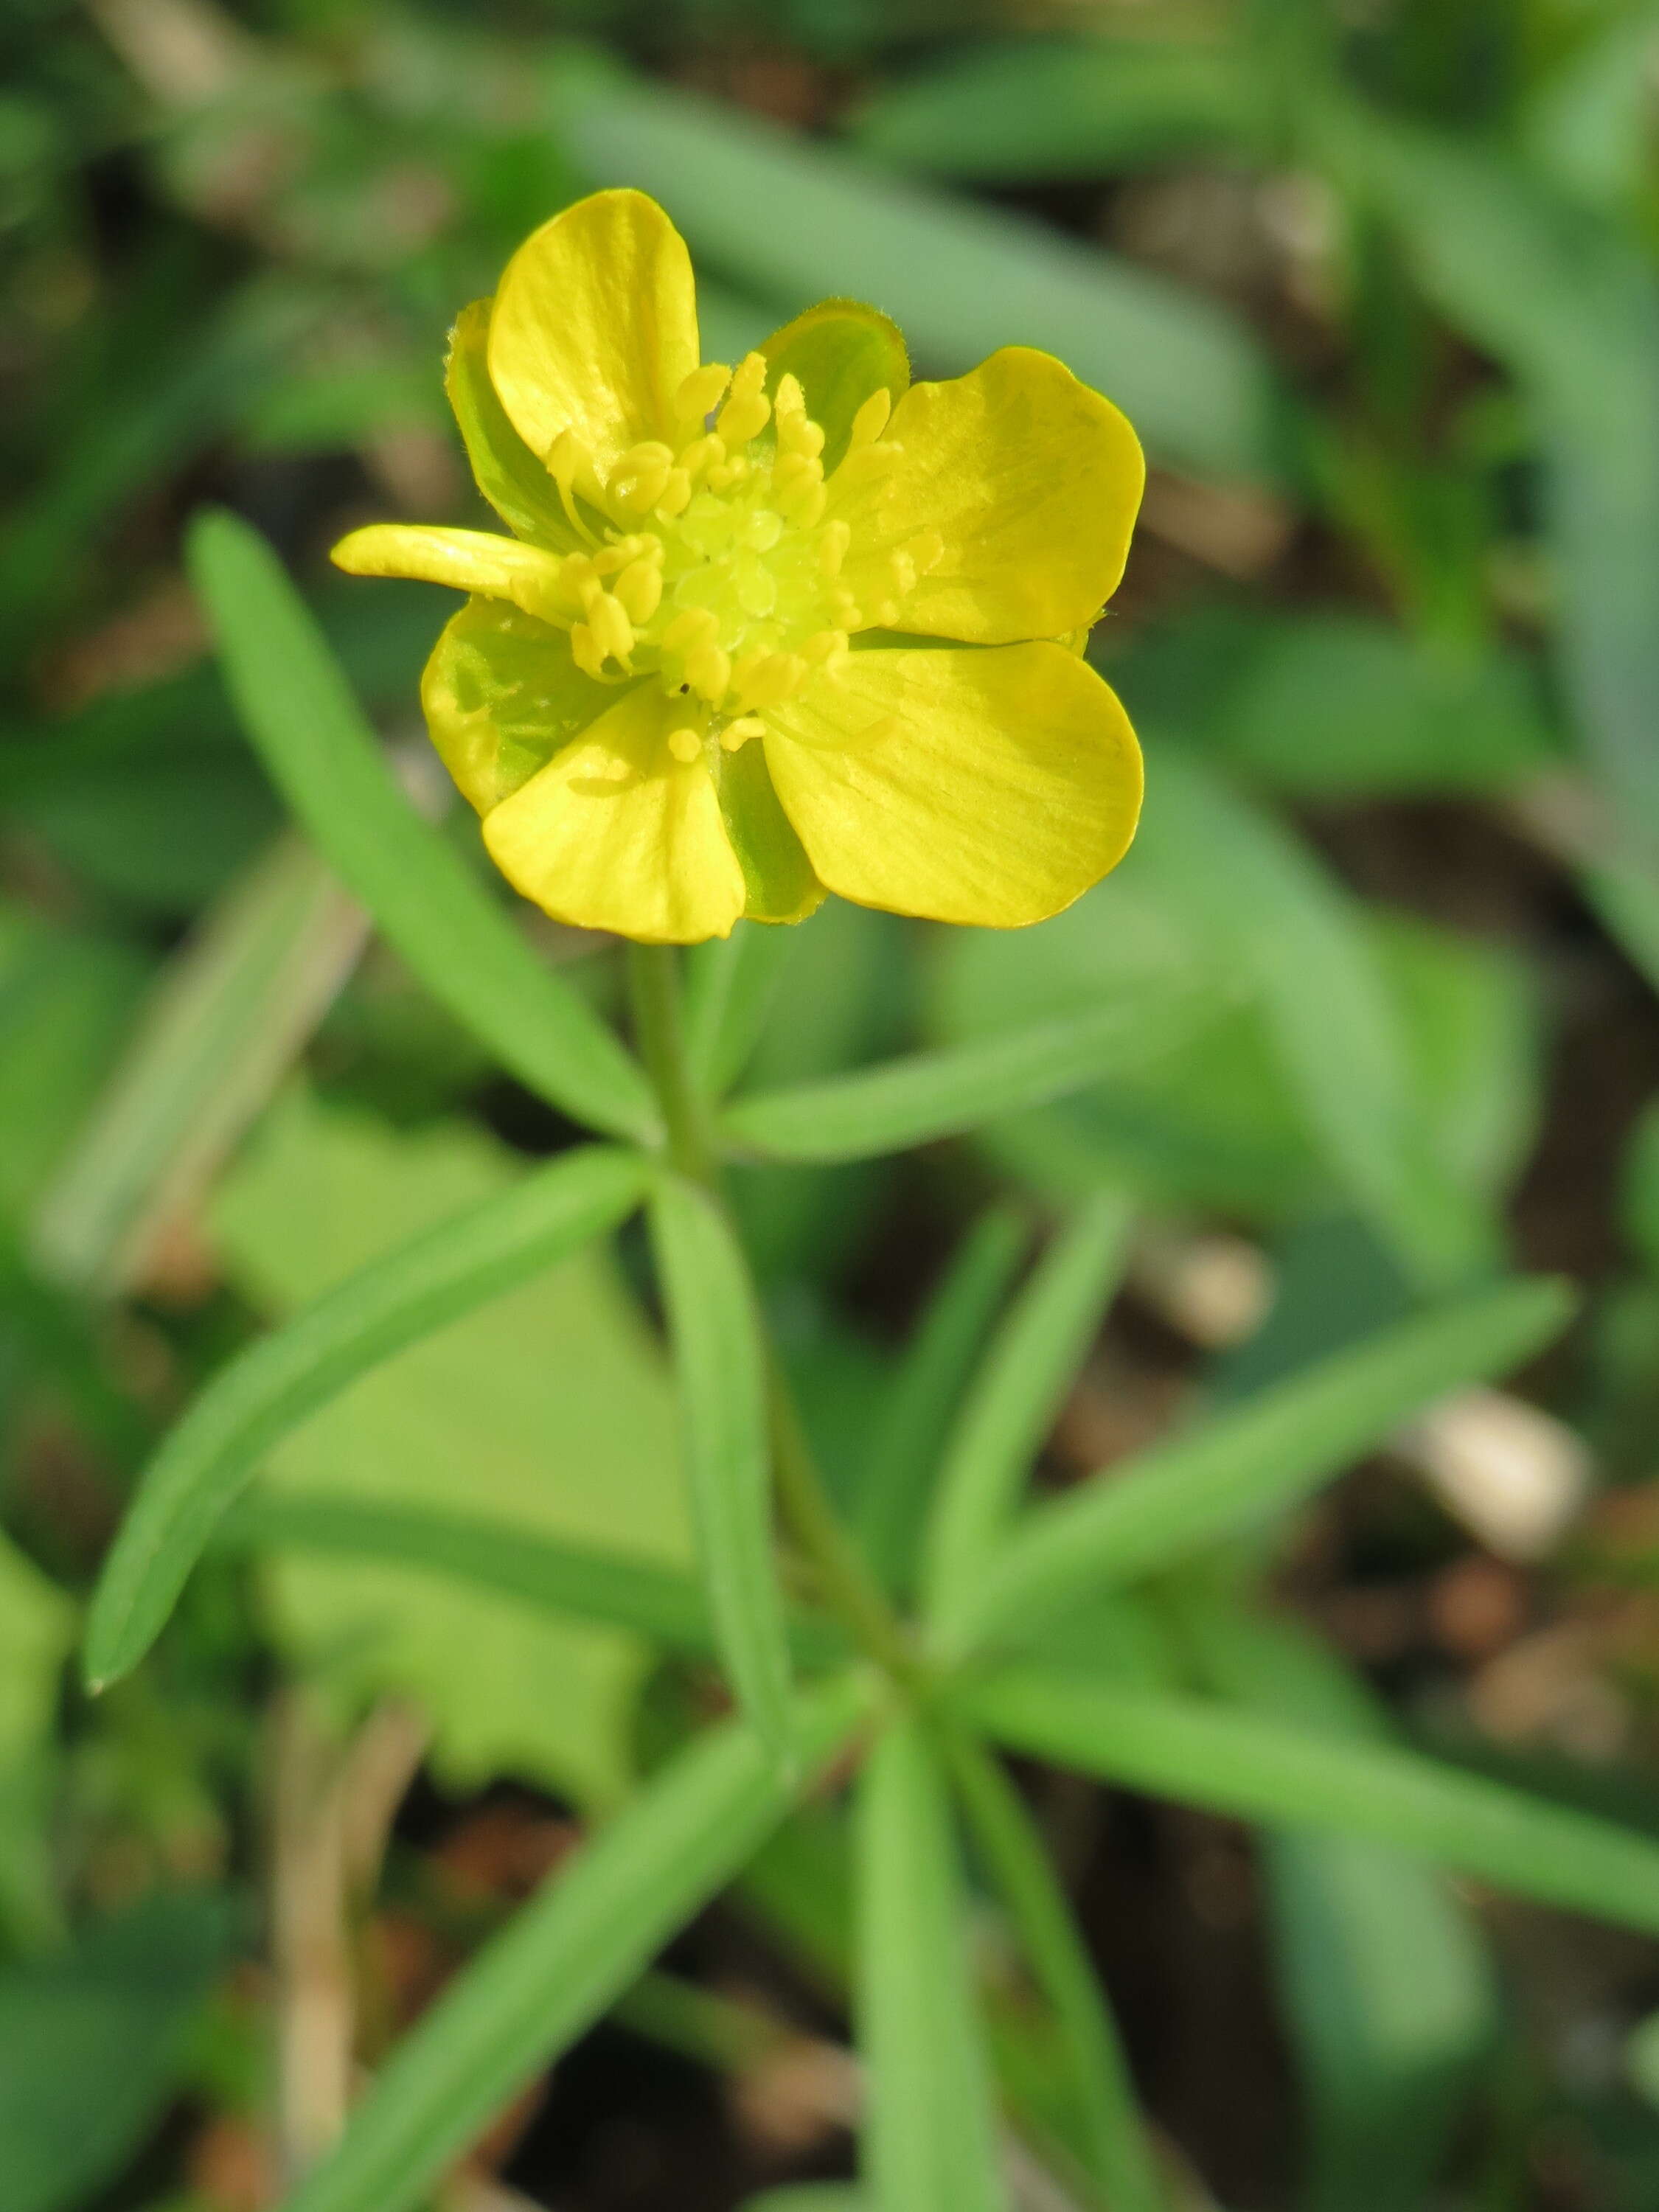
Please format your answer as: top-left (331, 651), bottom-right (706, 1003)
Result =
top-left (858, 1715), bottom-right (1008, 2212)
top-left (720, 994), bottom-right (1215, 1164)
top-left (940, 1723), bottom-right (1166, 2212)
top-left (648, 1175), bottom-right (794, 1758)
top-left (936, 1275), bottom-right (1573, 1658)
top-left (31, 837), bottom-right (364, 1297)
top-left (282, 1675), bottom-right (869, 2212)
top-left (83, 1144), bottom-right (648, 1690)
top-left (851, 1208), bottom-right (1029, 1595)
top-left (963, 1668), bottom-right (1659, 1938)
top-left (920, 1194), bottom-right (1133, 1628)
top-left (185, 509), bottom-right (654, 1144)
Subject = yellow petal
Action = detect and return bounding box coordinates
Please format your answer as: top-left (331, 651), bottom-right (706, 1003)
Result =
top-left (483, 683), bottom-right (745, 945)
top-left (487, 189), bottom-right (700, 475)
top-left (331, 524), bottom-right (566, 616)
top-left (445, 298), bottom-right (571, 549)
top-left (421, 597), bottom-right (619, 815)
top-left (762, 644), bottom-right (1141, 928)
top-left (834, 347), bottom-right (1144, 646)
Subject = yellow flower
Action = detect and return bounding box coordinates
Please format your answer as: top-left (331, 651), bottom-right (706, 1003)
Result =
top-left (333, 190), bottom-right (1145, 944)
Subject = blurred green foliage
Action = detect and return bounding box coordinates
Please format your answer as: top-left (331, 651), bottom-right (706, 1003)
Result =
top-left (7, 1), bottom-right (1659, 2209)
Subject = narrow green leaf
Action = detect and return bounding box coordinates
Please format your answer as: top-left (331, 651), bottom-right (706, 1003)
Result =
top-left (721, 994), bottom-right (1215, 1165)
top-left (852, 1208), bottom-right (1029, 1594)
top-left (936, 1275), bottom-right (1573, 1658)
top-left (216, 1493), bottom-right (844, 1667)
top-left (31, 837), bottom-right (364, 1297)
top-left (83, 1144), bottom-right (648, 1690)
top-left (215, 1496), bottom-right (719, 1657)
top-left (941, 1724), bottom-right (1165, 2212)
top-left (963, 1668), bottom-right (1659, 1938)
top-left (920, 1194), bottom-right (1133, 1627)
top-left (684, 923), bottom-right (798, 1100)
top-left (858, 1715), bottom-right (1008, 2212)
top-left (648, 1176), bottom-right (794, 1757)
top-left (546, 63), bottom-right (1284, 487)
top-left (282, 1677), bottom-right (869, 2212)
top-left (185, 509), bottom-right (654, 1143)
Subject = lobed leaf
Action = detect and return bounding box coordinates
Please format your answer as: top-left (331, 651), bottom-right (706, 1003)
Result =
top-left (83, 1144), bottom-right (648, 1690)
top-left (919, 1192), bottom-right (1133, 1627)
top-left (282, 1677), bottom-right (869, 2212)
top-left (185, 510), bottom-right (655, 1143)
top-left (858, 1715), bottom-right (1008, 2212)
top-left (933, 1274), bottom-right (1573, 1658)
top-left (648, 1176), bottom-right (794, 1757)
top-left (963, 1669), bottom-right (1659, 1938)
top-left (720, 992), bottom-right (1217, 1165)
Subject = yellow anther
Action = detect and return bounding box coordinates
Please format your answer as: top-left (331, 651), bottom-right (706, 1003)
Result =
top-left (780, 481), bottom-right (826, 529)
top-left (570, 622), bottom-right (605, 679)
top-left (587, 591), bottom-right (635, 663)
top-left (847, 388), bottom-right (891, 448)
top-left (655, 470), bottom-right (693, 519)
top-left (706, 456), bottom-right (749, 492)
top-left (737, 651), bottom-right (807, 710)
top-left (613, 552), bottom-right (663, 624)
top-left (609, 440), bottom-right (675, 514)
top-left (545, 426), bottom-right (599, 541)
top-left (686, 641), bottom-right (732, 703)
top-left (674, 363), bottom-right (731, 425)
top-left (818, 521), bottom-right (851, 576)
top-left (802, 628), bottom-right (849, 663)
top-left (560, 552), bottom-right (602, 608)
top-left (720, 716), bottom-right (766, 753)
top-left (664, 605), bottom-right (718, 653)
top-left (676, 434), bottom-right (725, 480)
top-left (716, 352), bottom-right (771, 448)
top-left (773, 452), bottom-right (822, 496)
top-left (830, 588), bottom-right (863, 629)
top-left (667, 726), bottom-right (703, 764)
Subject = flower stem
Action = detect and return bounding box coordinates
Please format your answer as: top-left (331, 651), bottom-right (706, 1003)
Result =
top-left (627, 939), bottom-right (917, 1684)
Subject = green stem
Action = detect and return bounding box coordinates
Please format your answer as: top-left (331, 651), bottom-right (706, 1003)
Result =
top-left (939, 1721), bottom-right (1167, 2212)
top-left (627, 941), bottom-right (917, 1683)
top-left (627, 943), bottom-right (714, 1182)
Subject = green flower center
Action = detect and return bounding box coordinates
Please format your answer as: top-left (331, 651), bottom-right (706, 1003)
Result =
top-left (515, 353), bottom-right (942, 766)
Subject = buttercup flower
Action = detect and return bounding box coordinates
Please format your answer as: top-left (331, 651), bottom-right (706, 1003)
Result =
top-left (333, 190), bottom-right (1145, 943)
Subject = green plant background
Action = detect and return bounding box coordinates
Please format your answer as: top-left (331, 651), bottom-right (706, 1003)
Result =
top-left (7, 2), bottom-right (1659, 2208)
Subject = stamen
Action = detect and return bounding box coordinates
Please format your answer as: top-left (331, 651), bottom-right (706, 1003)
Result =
top-left (685, 641), bottom-right (732, 703)
top-left (674, 363), bottom-right (731, 426)
top-left (818, 521), bottom-right (851, 577)
top-left (720, 716), bottom-right (765, 753)
top-left (667, 726), bottom-right (703, 764)
top-left (587, 590), bottom-right (635, 664)
top-left (847, 388), bottom-right (891, 448)
top-left (663, 606), bottom-right (717, 654)
top-left (716, 352), bottom-right (771, 448)
top-left (655, 470), bottom-right (693, 520)
top-left (610, 441), bottom-right (675, 514)
top-left (545, 427), bottom-right (599, 543)
top-left (613, 549), bottom-right (664, 623)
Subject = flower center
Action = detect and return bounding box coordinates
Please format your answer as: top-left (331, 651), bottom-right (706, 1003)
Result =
top-left (510, 353), bottom-right (942, 767)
